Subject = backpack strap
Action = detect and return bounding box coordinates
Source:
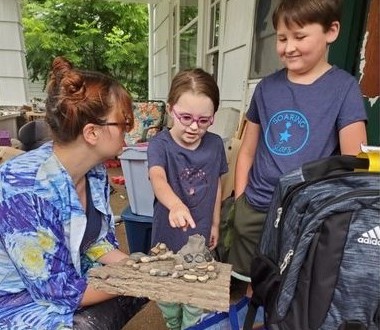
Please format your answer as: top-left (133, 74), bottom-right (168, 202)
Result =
top-left (338, 320), bottom-right (367, 330)
top-left (243, 296), bottom-right (260, 330)
top-left (302, 155), bottom-right (369, 181)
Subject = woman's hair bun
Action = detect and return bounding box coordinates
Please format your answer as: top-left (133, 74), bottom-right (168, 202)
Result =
top-left (51, 56), bottom-right (85, 99)
top-left (51, 56), bottom-right (73, 76)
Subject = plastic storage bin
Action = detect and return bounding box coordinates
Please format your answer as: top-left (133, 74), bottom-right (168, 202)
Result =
top-left (121, 206), bottom-right (153, 254)
top-left (119, 145), bottom-right (154, 216)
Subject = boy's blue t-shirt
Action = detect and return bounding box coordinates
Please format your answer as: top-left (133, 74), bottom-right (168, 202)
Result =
top-left (245, 66), bottom-right (368, 211)
top-left (147, 129), bottom-right (228, 253)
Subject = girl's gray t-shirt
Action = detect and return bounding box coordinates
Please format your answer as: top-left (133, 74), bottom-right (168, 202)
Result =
top-left (147, 129), bottom-right (228, 252)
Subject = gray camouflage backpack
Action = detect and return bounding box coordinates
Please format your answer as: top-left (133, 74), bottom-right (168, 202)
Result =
top-left (244, 155), bottom-right (380, 330)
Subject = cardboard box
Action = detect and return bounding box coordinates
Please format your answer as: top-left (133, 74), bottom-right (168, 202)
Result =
top-left (0, 146), bottom-right (24, 164)
top-left (221, 137), bottom-right (242, 200)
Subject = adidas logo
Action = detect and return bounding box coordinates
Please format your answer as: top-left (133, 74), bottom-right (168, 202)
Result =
top-left (357, 226), bottom-right (380, 246)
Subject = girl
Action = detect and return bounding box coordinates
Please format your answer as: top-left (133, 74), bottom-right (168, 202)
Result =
top-left (147, 68), bottom-right (228, 330)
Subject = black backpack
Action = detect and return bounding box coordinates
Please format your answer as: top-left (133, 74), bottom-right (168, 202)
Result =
top-left (244, 155), bottom-right (380, 330)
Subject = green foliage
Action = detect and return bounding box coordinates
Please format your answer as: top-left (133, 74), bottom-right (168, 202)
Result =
top-left (22, 0), bottom-right (149, 99)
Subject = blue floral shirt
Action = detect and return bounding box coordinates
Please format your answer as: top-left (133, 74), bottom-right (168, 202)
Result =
top-left (0, 142), bottom-right (119, 329)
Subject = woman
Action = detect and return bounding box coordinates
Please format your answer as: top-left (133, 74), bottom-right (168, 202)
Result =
top-left (0, 56), bottom-right (147, 329)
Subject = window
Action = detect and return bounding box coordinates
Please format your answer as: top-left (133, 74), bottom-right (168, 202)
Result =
top-left (171, 4), bottom-right (178, 78)
top-left (249, 0), bottom-right (282, 79)
top-left (209, 0), bottom-right (220, 49)
top-left (179, 20), bottom-right (197, 69)
top-left (206, 0), bottom-right (221, 81)
top-left (171, 0), bottom-right (198, 72)
top-left (180, 0), bottom-right (198, 28)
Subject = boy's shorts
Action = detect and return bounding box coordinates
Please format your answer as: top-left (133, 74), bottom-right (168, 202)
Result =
top-left (227, 193), bottom-right (267, 281)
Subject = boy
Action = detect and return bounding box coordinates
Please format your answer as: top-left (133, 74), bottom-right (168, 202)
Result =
top-left (228, 0), bottom-right (367, 286)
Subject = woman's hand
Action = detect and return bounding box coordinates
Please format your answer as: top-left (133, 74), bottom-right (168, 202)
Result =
top-left (98, 248), bottom-right (128, 265)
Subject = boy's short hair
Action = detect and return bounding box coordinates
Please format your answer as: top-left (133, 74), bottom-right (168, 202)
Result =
top-left (272, 0), bottom-right (343, 31)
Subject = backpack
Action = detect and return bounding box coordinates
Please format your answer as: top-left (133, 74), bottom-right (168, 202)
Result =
top-left (213, 193), bottom-right (235, 263)
top-left (244, 155), bottom-right (380, 330)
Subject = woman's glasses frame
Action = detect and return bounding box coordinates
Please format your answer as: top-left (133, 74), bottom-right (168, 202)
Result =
top-left (98, 118), bottom-right (132, 131)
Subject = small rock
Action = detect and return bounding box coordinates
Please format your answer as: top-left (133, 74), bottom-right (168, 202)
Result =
top-left (126, 259), bottom-right (136, 267)
top-left (207, 265), bottom-right (215, 272)
top-left (171, 271), bottom-right (180, 278)
top-left (150, 269), bottom-right (159, 276)
top-left (159, 243), bottom-right (167, 250)
top-left (174, 264), bottom-right (184, 271)
top-left (196, 264), bottom-right (208, 270)
top-left (197, 274), bottom-right (209, 283)
top-left (150, 246), bottom-right (160, 255)
top-left (208, 272), bottom-right (217, 280)
top-left (183, 274), bottom-right (197, 282)
top-left (194, 253), bottom-right (205, 263)
top-left (129, 252), bottom-right (147, 261)
top-left (157, 270), bottom-right (169, 277)
top-left (140, 256), bottom-right (151, 263)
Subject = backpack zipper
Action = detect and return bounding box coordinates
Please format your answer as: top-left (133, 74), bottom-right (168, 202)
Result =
top-left (280, 249), bottom-right (294, 274)
top-left (274, 207), bottom-right (283, 228)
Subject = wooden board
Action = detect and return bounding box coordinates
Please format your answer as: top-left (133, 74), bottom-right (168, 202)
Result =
top-left (89, 259), bottom-right (232, 312)
top-left (0, 146), bottom-right (24, 164)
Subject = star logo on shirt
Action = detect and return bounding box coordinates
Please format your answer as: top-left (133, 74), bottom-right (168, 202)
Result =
top-left (279, 122), bottom-right (292, 142)
top-left (265, 111), bottom-right (309, 156)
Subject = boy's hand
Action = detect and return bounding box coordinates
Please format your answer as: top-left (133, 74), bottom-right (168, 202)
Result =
top-left (208, 224), bottom-right (219, 250)
top-left (168, 202), bottom-right (196, 231)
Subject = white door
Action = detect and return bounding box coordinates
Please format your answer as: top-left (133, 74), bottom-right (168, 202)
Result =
top-left (0, 0), bottom-right (28, 106)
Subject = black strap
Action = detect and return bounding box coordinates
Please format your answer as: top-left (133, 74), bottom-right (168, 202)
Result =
top-left (73, 296), bottom-right (148, 330)
top-left (243, 297), bottom-right (259, 330)
top-left (338, 320), bottom-right (367, 330)
top-left (302, 155), bottom-right (369, 181)
top-left (80, 178), bottom-right (102, 253)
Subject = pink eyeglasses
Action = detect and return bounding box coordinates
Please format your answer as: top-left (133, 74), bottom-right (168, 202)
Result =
top-left (172, 106), bottom-right (214, 129)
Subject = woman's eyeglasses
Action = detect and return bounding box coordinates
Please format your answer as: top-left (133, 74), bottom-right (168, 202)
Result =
top-left (172, 106), bottom-right (214, 129)
top-left (98, 118), bottom-right (132, 131)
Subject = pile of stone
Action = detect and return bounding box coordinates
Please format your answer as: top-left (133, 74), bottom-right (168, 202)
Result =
top-left (124, 235), bottom-right (219, 283)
